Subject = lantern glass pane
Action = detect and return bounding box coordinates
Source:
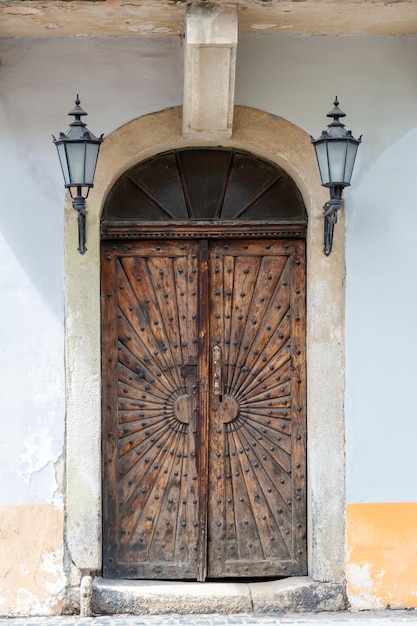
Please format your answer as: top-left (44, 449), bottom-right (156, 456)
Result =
top-left (314, 141), bottom-right (330, 186)
top-left (56, 143), bottom-right (71, 186)
top-left (66, 142), bottom-right (86, 186)
top-left (84, 143), bottom-right (100, 186)
top-left (344, 141), bottom-right (359, 185)
top-left (328, 140), bottom-right (348, 185)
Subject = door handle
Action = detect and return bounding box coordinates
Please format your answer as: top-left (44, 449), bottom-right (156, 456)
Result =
top-left (212, 345), bottom-right (222, 397)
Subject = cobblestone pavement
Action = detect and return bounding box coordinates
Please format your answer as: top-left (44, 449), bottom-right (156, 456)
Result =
top-left (2, 612), bottom-right (417, 625)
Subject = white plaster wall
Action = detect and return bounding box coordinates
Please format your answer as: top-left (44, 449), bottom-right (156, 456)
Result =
top-left (0, 36), bottom-right (182, 507)
top-left (236, 35), bottom-right (417, 168)
top-left (0, 231), bottom-right (63, 505)
top-left (346, 128), bottom-right (417, 503)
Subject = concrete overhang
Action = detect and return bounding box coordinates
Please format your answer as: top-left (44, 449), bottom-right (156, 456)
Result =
top-left (1, 0), bottom-right (417, 38)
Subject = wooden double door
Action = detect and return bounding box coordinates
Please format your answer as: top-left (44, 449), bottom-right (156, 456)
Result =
top-left (102, 237), bottom-right (306, 581)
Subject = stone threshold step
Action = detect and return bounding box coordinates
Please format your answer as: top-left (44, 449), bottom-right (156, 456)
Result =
top-left (91, 576), bottom-right (345, 616)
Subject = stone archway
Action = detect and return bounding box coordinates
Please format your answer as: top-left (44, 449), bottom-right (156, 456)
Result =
top-left (64, 106), bottom-right (346, 610)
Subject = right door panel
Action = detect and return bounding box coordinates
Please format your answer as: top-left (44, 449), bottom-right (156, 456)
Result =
top-left (207, 239), bottom-right (307, 578)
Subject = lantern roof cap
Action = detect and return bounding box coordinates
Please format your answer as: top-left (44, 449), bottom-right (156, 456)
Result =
top-left (311, 97), bottom-right (362, 142)
top-left (54, 95), bottom-right (102, 143)
top-left (327, 97), bottom-right (346, 124)
top-left (323, 97), bottom-right (348, 138)
top-left (67, 95), bottom-right (88, 129)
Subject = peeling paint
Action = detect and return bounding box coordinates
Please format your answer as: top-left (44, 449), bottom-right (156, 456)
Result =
top-left (4, 6), bottom-right (41, 15)
top-left (52, 454), bottom-right (64, 508)
top-left (347, 562), bottom-right (384, 610)
top-left (13, 586), bottom-right (64, 618)
top-left (122, 22), bottom-right (172, 32)
top-left (41, 545), bottom-right (66, 597)
top-left (16, 428), bottom-right (54, 484)
top-left (250, 23), bottom-right (277, 29)
top-left (13, 590), bottom-right (45, 617)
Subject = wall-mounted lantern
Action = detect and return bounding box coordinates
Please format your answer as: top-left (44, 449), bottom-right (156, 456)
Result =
top-left (53, 96), bottom-right (103, 254)
top-left (311, 98), bottom-right (361, 256)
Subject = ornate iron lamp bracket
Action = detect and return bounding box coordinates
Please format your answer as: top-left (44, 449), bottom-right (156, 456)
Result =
top-left (53, 96), bottom-right (103, 254)
top-left (311, 98), bottom-right (361, 256)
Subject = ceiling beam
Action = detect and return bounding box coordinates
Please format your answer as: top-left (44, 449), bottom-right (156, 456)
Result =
top-left (1, 0), bottom-right (417, 38)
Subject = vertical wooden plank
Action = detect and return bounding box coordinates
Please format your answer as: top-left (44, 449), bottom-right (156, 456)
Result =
top-left (197, 239), bottom-right (210, 581)
top-left (207, 240), bottom-right (228, 574)
top-left (288, 240), bottom-right (307, 574)
top-left (101, 243), bottom-right (120, 576)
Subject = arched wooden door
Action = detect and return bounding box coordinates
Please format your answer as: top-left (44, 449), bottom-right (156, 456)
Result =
top-left (101, 149), bottom-right (307, 581)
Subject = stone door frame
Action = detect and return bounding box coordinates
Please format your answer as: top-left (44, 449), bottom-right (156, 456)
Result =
top-left (64, 106), bottom-right (346, 588)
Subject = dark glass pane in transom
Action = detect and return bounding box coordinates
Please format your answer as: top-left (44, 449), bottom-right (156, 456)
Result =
top-left (177, 149), bottom-right (232, 219)
top-left (239, 177), bottom-right (307, 220)
top-left (129, 153), bottom-right (188, 219)
top-left (221, 152), bottom-right (281, 219)
top-left (103, 176), bottom-right (166, 220)
top-left (102, 148), bottom-right (307, 222)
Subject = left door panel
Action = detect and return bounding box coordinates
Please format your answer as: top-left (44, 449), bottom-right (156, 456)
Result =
top-left (102, 241), bottom-right (201, 579)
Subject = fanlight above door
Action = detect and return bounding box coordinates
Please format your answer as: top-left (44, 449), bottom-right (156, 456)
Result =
top-left (101, 148), bottom-right (307, 233)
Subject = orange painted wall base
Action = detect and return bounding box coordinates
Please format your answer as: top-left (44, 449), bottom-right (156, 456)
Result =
top-left (346, 502), bottom-right (417, 610)
top-left (0, 505), bottom-right (65, 616)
